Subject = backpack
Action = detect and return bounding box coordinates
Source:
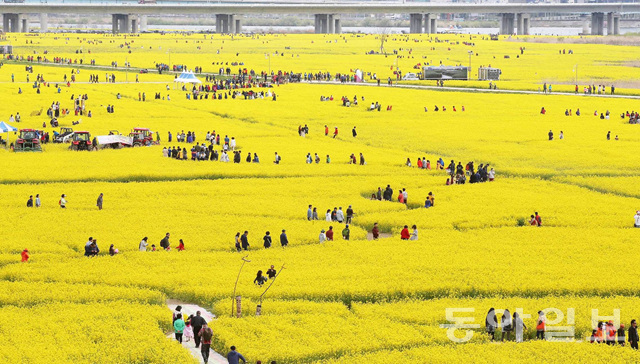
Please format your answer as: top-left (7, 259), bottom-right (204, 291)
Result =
top-left (201, 328), bottom-right (213, 342)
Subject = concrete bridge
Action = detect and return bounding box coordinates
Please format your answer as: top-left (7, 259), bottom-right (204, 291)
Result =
top-left (1, 2), bottom-right (639, 35)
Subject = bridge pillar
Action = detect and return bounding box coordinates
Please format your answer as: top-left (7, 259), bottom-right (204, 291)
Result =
top-left (215, 15), bottom-right (239, 33)
top-left (334, 17), bottom-right (341, 34)
top-left (19, 15), bottom-right (28, 33)
top-left (607, 12), bottom-right (619, 35)
top-left (328, 14), bottom-right (335, 34)
top-left (315, 14), bottom-right (335, 34)
top-left (112, 14), bottom-right (131, 34)
top-left (591, 12), bottom-right (604, 35)
top-left (499, 13), bottom-right (515, 35)
top-left (2, 14), bottom-right (13, 33)
top-left (423, 14), bottom-right (436, 34)
top-left (216, 14), bottom-right (228, 33)
top-left (131, 17), bottom-right (138, 33)
top-left (409, 13), bottom-right (422, 34)
top-left (139, 15), bottom-right (148, 31)
top-left (39, 13), bottom-right (48, 32)
top-left (516, 13), bottom-right (530, 35)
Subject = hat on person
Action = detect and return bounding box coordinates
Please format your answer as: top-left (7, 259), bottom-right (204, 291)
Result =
top-left (321, 229), bottom-right (325, 232)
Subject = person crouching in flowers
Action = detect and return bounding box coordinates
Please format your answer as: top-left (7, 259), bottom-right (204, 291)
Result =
top-left (21, 249), bottom-right (29, 262)
top-left (177, 239), bottom-right (185, 251)
top-left (254, 270), bottom-right (267, 286)
top-left (400, 225), bottom-right (410, 240)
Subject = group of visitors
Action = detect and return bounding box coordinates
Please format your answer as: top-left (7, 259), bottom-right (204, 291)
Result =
top-left (590, 320), bottom-right (639, 348)
top-left (400, 225), bottom-right (419, 240)
top-left (372, 185), bottom-right (409, 204)
top-left (424, 105), bottom-right (465, 112)
top-left (24, 192), bottom-right (104, 210)
top-left (83, 237), bottom-right (118, 257)
top-left (318, 225), bottom-right (351, 242)
top-left (446, 160), bottom-right (494, 185)
top-left (254, 265), bottom-right (278, 286)
top-left (529, 212), bottom-right (543, 227)
top-left (485, 308), bottom-right (530, 342)
top-left (306, 205), bottom-right (356, 224)
top-left (235, 230), bottom-right (289, 251)
top-left (304, 153), bottom-right (329, 164)
top-left (149, 233), bottom-right (185, 252)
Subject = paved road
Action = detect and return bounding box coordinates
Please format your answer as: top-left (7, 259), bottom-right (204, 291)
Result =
top-left (167, 300), bottom-right (228, 364)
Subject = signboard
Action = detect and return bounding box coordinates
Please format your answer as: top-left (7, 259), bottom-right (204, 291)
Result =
top-left (423, 66), bottom-right (469, 80)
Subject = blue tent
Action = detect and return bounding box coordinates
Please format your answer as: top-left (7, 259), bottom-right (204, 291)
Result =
top-left (0, 121), bottom-right (17, 146)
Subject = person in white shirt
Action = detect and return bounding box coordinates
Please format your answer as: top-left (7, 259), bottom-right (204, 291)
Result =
top-left (35, 194), bottom-right (41, 207)
top-left (59, 194), bottom-right (67, 208)
top-left (319, 230), bottom-right (327, 243)
top-left (489, 168), bottom-right (496, 182)
top-left (336, 207), bottom-right (344, 223)
top-left (325, 209), bottom-right (332, 222)
top-left (634, 211), bottom-right (640, 228)
top-left (229, 137), bottom-right (236, 151)
top-left (410, 225), bottom-right (418, 241)
top-left (402, 189), bottom-right (408, 204)
top-left (139, 237), bottom-right (149, 251)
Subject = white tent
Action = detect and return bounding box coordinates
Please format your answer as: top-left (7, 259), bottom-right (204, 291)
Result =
top-left (174, 71), bottom-right (202, 84)
top-left (0, 121), bottom-right (17, 147)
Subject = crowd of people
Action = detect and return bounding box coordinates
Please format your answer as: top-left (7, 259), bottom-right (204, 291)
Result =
top-left (235, 230), bottom-right (289, 252)
top-left (486, 308), bottom-right (639, 347)
top-left (445, 160), bottom-right (494, 185)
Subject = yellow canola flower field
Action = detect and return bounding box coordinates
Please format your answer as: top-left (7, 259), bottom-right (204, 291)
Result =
top-left (0, 32), bottom-right (640, 363)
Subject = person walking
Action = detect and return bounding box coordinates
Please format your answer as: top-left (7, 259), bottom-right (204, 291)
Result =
top-left (263, 231), bottom-right (272, 249)
top-left (536, 311), bottom-right (546, 340)
top-left (346, 205), bottom-right (354, 224)
top-left (618, 323), bottom-right (626, 346)
top-left (160, 233), bottom-right (170, 250)
top-left (26, 195), bottom-right (34, 207)
top-left (139, 237), bottom-right (148, 251)
top-left (342, 225), bottom-right (350, 240)
top-left (21, 249), bottom-right (29, 262)
top-left (629, 320), bottom-right (639, 350)
top-left (241, 231), bottom-right (250, 250)
top-left (59, 194), bottom-right (67, 208)
top-left (634, 211), bottom-right (640, 228)
top-left (199, 323), bottom-right (214, 363)
top-left (191, 311), bottom-right (208, 349)
top-left (372, 223), bottom-right (379, 240)
top-left (96, 193), bottom-right (103, 210)
top-left (352, 126), bottom-right (357, 137)
top-left (513, 311), bottom-right (527, 343)
top-left (35, 194), bottom-right (41, 207)
top-left (326, 226), bottom-right (334, 241)
top-left (226, 346), bottom-right (247, 364)
top-left (486, 308), bottom-right (497, 340)
top-left (173, 313), bottom-right (186, 344)
top-left (307, 205), bottom-right (313, 220)
top-left (501, 309), bottom-right (513, 341)
top-left (319, 229), bottom-right (327, 243)
top-left (280, 229), bottom-right (289, 247)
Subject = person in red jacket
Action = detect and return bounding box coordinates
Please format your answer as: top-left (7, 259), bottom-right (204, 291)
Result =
top-left (177, 239), bottom-right (185, 251)
top-left (400, 225), bottom-right (410, 240)
top-left (333, 127), bottom-right (338, 139)
top-left (21, 249), bottom-right (29, 262)
top-left (324, 125), bottom-right (329, 136)
top-left (326, 226), bottom-right (334, 241)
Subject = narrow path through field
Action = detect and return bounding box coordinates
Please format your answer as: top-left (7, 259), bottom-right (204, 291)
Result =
top-left (166, 299), bottom-right (228, 364)
top-left (306, 80), bottom-right (640, 99)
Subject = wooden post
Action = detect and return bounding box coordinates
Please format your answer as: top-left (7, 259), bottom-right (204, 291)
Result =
top-left (235, 296), bottom-right (242, 318)
top-left (231, 256), bottom-right (250, 317)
